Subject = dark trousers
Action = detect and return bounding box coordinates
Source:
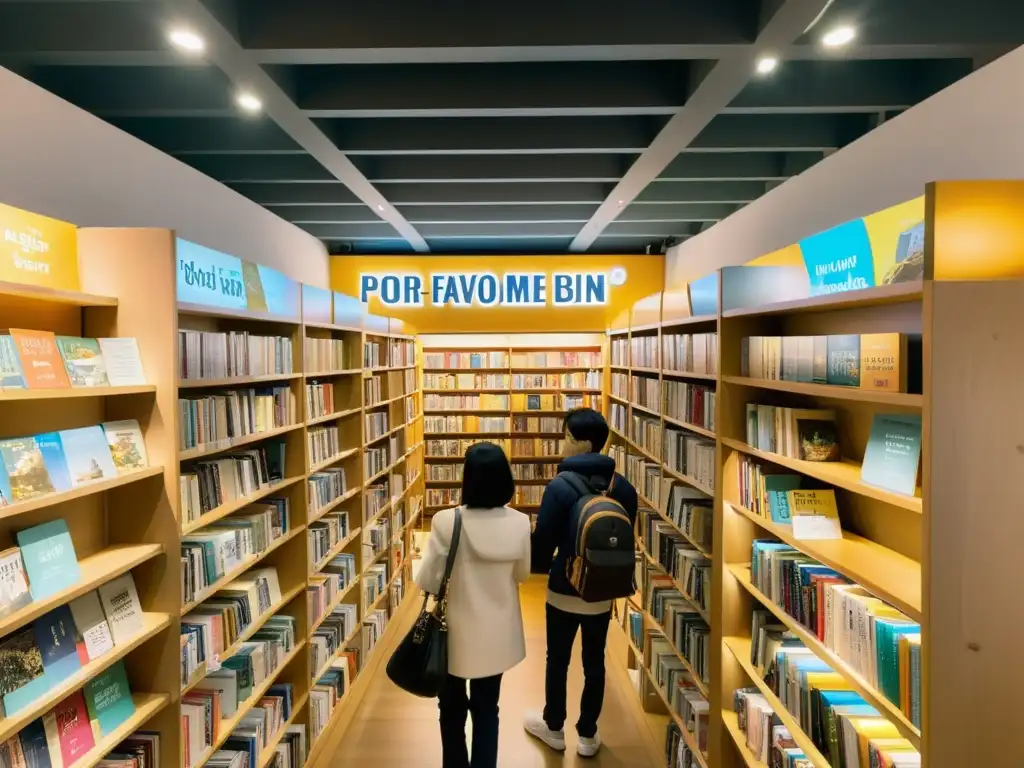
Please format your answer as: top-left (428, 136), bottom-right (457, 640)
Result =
top-left (543, 603), bottom-right (612, 738)
top-left (438, 672), bottom-right (503, 768)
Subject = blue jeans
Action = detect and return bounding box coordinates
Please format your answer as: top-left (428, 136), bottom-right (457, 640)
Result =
top-left (438, 673), bottom-right (503, 768)
top-left (543, 603), bottom-right (612, 738)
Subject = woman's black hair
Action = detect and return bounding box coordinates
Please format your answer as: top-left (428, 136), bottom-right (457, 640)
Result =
top-left (461, 441), bottom-right (515, 508)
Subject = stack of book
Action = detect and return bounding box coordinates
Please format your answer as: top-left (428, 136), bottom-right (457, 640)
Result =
top-left (662, 483), bottom-right (713, 552)
top-left (512, 415), bottom-right (561, 434)
top-left (364, 447), bottom-right (390, 480)
top-left (662, 333), bottom-right (717, 375)
top-left (426, 488), bottom-right (460, 507)
top-left (510, 438), bottom-right (562, 458)
top-left (425, 372), bottom-right (509, 390)
top-left (630, 335), bottom-right (659, 369)
top-left (664, 429), bottom-right (715, 490)
top-left (304, 381), bottom-right (336, 420)
top-left (311, 605), bottom-right (359, 674)
top-left (424, 394), bottom-right (509, 411)
top-left (1, 330), bottom-right (146, 390)
top-left (664, 381), bottom-right (715, 432)
top-left (388, 339), bottom-right (415, 367)
top-left (510, 463), bottom-right (556, 481)
top-left (610, 403), bottom-right (627, 433)
top-left (305, 338), bottom-right (345, 373)
top-left (562, 393), bottom-right (601, 410)
top-left (307, 425), bottom-right (340, 467)
top-left (514, 486), bottom-right (543, 506)
top-left (178, 388), bottom-right (295, 451)
top-left (180, 444), bottom-right (286, 524)
top-left (423, 351), bottom-right (508, 369)
top-left (630, 375), bottom-right (660, 410)
top-left (308, 512), bottom-right (350, 567)
top-left (178, 330), bottom-right (293, 381)
top-left (611, 337), bottom-right (628, 366)
top-left (365, 411), bottom-right (389, 441)
top-left (611, 372), bottom-right (628, 400)
top-left (219, 682), bottom-right (294, 768)
top-left (426, 438), bottom-right (510, 458)
top-left (630, 414), bottom-right (662, 459)
top-left (364, 484), bottom-right (388, 519)
top-left (427, 463), bottom-right (463, 481)
top-left (363, 375), bottom-right (383, 406)
top-left (97, 731), bottom-right (160, 768)
top-left (510, 351), bottom-right (601, 368)
top-left (308, 468), bottom-right (347, 514)
top-left (363, 340), bottom-right (383, 369)
top-left (424, 415), bottom-right (509, 434)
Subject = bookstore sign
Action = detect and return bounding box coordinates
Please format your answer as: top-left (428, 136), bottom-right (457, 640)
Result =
top-left (0, 203), bottom-right (80, 291)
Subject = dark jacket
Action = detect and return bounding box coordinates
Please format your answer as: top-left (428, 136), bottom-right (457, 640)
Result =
top-left (529, 452), bottom-right (639, 596)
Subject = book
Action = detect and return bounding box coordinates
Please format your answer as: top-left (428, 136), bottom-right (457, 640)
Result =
top-left (55, 337), bottom-right (109, 388)
top-left (2, 605), bottom-right (86, 715)
top-left (35, 433), bottom-right (72, 493)
top-left (796, 419), bottom-right (841, 462)
top-left (811, 336), bottom-right (828, 384)
top-left (0, 547), bottom-right (31, 619)
top-left (97, 339), bottom-right (147, 387)
top-left (859, 333), bottom-right (907, 392)
top-left (787, 489), bottom-right (842, 540)
top-left (101, 421), bottom-right (148, 474)
top-left (17, 520), bottom-right (80, 600)
top-left (0, 626), bottom-right (44, 701)
top-left (826, 335), bottom-right (860, 386)
top-left (0, 437), bottom-right (56, 502)
top-left (763, 475), bottom-right (802, 524)
top-left (84, 661), bottom-right (135, 737)
top-left (69, 592), bottom-right (114, 661)
top-left (7, 331), bottom-right (69, 389)
top-left (0, 335), bottom-right (26, 390)
top-left (43, 690), bottom-right (95, 766)
top-left (97, 573), bottom-right (144, 644)
top-left (58, 426), bottom-right (118, 486)
top-left (18, 719), bottom-right (51, 768)
top-left (862, 414), bottom-right (922, 496)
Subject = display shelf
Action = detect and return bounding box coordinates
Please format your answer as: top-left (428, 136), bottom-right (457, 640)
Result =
top-left (310, 579), bottom-right (360, 635)
top-left (638, 659), bottom-right (709, 768)
top-left (653, 507), bottom-right (712, 559)
top-left (256, 692), bottom-right (310, 768)
top-left (178, 373), bottom-right (301, 388)
top-left (181, 476), bottom-right (305, 535)
top-left (639, 546), bottom-right (710, 625)
top-left (631, 365), bottom-right (661, 375)
top-left (0, 466), bottom-right (165, 522)
top-left (629, 401), bottom-right (661, 417)
top-left (0, 543), bottom-right (163, 637)
top-left (77, 693), bottom-right (171, 768)
top-left (727, 563), bottom-right (920, 746)
top-left (721, 437), bottom-right (922, 513)
top-left (309, 486), bottom-right (361, 524)
top-left (642, 605), bottom-right (710, 698)
top-left (0, 280), bottom-right (118, 307)
top-left (661, 465), bottom-right (714, 496)
top-left (309, 447), bottom-right (359, 474)
top-left (306, 407), bottom-right (361, 426)
top-left (662, 414), bottom-right (716, 440)
top-left (0, 384), bottom-right (157, 401)
top-left (179, 422), bottom-right (304, 461)
top-left (721, 281), bottom-right (922, 319)
top-left (661, 370), bottom-right (717, 381)
top-left (662, 314), bottom-right (717, 328)
top-left (726, 501), bottom-right (920, 618)
top-left (0, 611), bottom-right (172, 742)
top-left (721, 375), bottom-right (923, 408)
top-left (311, 526), bottom-right (362, 574)
top-left (721, 710), bottom-right (767, 768)
top-left (304, 368), bottom-right (363, 378)
top-left (365, 391), bottom-right (414, 408)
top-left (423, 367), bottom-right (508, 373)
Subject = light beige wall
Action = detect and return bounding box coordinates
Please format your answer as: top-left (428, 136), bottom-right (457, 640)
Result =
top-left (664, 45), bottom-right (1024, 289)
top-left (0, 66), bottom-right (329, 287)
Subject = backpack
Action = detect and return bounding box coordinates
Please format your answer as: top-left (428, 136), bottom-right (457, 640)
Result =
top-left (559, 471), bottom-right (636, 602)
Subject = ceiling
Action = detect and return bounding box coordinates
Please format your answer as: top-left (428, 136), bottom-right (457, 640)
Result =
top-left (0, 0), bottom-right (1020, 256)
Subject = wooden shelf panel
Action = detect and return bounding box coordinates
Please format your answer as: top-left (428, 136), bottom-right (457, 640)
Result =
top-left (310, 578), bottom-right (360, 635)
top-left (78, 693), bottom-right (171, 768)
top-left (306, 407), bottom-right (361, 426)
top-left (0, 280), bottom-right (118, 307)
top-left (179, 422), bottom-right (303, 462)
top-left (721, 281), bottom-right (922, 319)
top-left (723, 636), bottom-right (831, 768)
top-left (631, 366), bottom-right (661, 375)
top-left (0, 385), bottom-right (157, 401)
top-left (721, 375), bottom-right (923, 408)
top-left (629, 401), bottom-right (660, 417)
top-left (178, 373), bottom-right (301, 389)
top-left (662, 414), bottom-right (716, 440)
top-left (651, 506), bottom-right (712, 559)
top-left (309, 447), bottom-right (360, 474)
top-left (0, 543), bottom-right (163, 637)
top-left (662, 370), bottom-right (717, 381)
top-left (639, 545), bottom-right (710, 625)
top-left (181, 476), bottom-right (304, 535)
top-left (662, 314), bottom-right (717, 328)
top-left (0, 466), bottom-right (164, 521)
top-left (727, 564), bottom-right (920, 747)
top-left (727, 501), bottom-right (921, 619)
top-left (256, 691), bottom-right (309, 768)
top-left (311, 526), bottom-right (362, 575)
top-left (720, 437), bottom-right (922, 513)
top-left (721, 709), bottom-right (768, 768)
top-left (0, 611), bottom-right (172, 742)
top-left (304, 369), bottom-right (362, 378)
top-left (309, 487), bottom-right (361, 524)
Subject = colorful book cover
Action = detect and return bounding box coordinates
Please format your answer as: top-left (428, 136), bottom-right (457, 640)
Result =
top-left (4, 605), bottom-right (86, 715)
top-left (57, 426), bottom-right (118, 486)
top-left (54, 337), bottom-right (109, 388)
top-left (97, 573), bottom-right (144, 644)
top-left (859, 333), bottom-right (907, 392)
top-left (0, 335), bottom-right (26, 390)
top-left (96, 339), bottom-right (146, 387)
top-left (764, 475), bottom-right (802, 524)
top-left (0, 437), bottom-right (55, 502)
top-left (811, 336), bottom-right (828, 384)
top-left (16, 519), bottom-right (81, 601)
top-left (83, 661), bottom-right (135, 737)
top-left (0, 547), bottom-right (31, 619)
top-left (68, 592), bottom-right (114, 661)
top-left (8, 330), bottom-right (70, 390)
top-left (825, 334), bottom-right (860, 386)
top-left (862, 414), bottom-right (922, 497)
top-left (787, 489), bottom-right (842, 540)
top-left (0, 626), bottom-right (44, 700)
top-left (100, 421), bottom-right (148, 474)
top-left (35, 433), bottom-right (72, 493)
top-left (17, 719), bottom-right (52, 768)
top-left (796, 337), bottom-right (814, 383)
top-left (45, 690), bottom-right (95, 766)
top-left (1, 730), bottom-right (27, 768)
top-left (781, 337), bottom-right (798, 381)
top-left (797, 419), bottom-right (841, 462)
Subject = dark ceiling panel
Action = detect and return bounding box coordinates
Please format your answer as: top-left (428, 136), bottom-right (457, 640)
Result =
top-left (352, 154), bottom-right (638, 183)
top-left (108, 116), bottom-right (303, 154)
top-left (421, 237), bottom-right (577, 254)
top-left (617, 202), bottom-right (737, 221)
top-left (602, 221), bottom-right (699, 238)
top-left (182, 153), bottom-right (338, 182)
top-left (397, 204), bottom-right (600, 222)
top-left (656, 152), bottom-right (820, 180)
top-left (633, 181), bottom-right (765, 203)
top-left (691, 114), bottom-right (871, 151)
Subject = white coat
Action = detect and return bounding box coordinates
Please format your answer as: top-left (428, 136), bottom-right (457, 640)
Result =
top-left (413, 505), bottom-right (531, 680)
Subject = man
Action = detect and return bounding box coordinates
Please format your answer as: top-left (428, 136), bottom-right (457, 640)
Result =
top-left (524, 407), bottom-right (638, 758)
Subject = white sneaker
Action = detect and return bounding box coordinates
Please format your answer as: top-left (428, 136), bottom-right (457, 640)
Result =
top-left (523, 710), bottom-right (566, 751)
top-left (577, 734), bottom-right (602, 757)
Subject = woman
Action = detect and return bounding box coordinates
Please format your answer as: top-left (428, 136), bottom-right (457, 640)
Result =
top-left (414, 442), bottom-right (532, 768)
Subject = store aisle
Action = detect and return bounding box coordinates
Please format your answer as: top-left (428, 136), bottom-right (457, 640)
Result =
top-left (329, 576), bottom-right (661, 767)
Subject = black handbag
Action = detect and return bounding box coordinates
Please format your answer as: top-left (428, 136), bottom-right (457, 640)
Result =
top-left (386, 507), bottom-right (462, 697)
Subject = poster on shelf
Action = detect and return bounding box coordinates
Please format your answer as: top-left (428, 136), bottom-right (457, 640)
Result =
top-left (0, 203), bottom-right (80, 292)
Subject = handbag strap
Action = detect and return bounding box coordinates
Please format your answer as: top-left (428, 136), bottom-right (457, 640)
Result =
top-left (435, 506), bottom-right (463, 605)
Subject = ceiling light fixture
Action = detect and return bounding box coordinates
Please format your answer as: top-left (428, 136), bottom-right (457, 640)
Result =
top-left (756, 56), bottom-right (779, 75)
top-left (377, 205), bottom-right (384, 211)
top-left (822, 25), bottom-right (856, 47)
top-left (236, 92), bottom-right (262, 114)
top-left (168, 28), bottom-right (205, 53)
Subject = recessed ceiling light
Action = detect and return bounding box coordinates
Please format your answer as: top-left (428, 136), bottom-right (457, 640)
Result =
top-left (236, 92), bottom-right (262, 113)
top-left (822, 25), bottom-right (856, 47)
top-left (168, 28), bottom-right (205, 53)
top-left (756, 56), bottom-right (779, 74)
top-left (377, 205), bottom-right (384, 211)
top-left (617, 200), bottom-right (624, 206)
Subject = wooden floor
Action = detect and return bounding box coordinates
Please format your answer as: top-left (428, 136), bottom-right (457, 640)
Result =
top-left (330, 576), bottom-right (662, 767)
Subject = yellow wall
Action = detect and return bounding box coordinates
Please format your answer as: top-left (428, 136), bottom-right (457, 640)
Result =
top-left (930, 181), bottom-right (1024, 280)
top-left (331, 254), bottom-right (664, 334)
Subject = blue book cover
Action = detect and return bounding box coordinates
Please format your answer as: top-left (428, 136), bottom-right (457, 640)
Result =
top-left (35, 433), bottom-right (72, 493)
top-left (826, 335), bottom-right (860, 386)
top-left (5, 606), bottom-right (84, 715)
top-left (18, 719), bottom-right (52, 768)
top-left (57, 426), bottom-right (118, 487)
top-left (0, 335), bottom-right (26, 390)
top-left (84, 660), bottom-right (135, 736)
top-left (764, 475), bottom-right (802, 524)
top-left (861, 414), bottom-right (922, 496)
top-left (16, 519), bottom-right (81, 600)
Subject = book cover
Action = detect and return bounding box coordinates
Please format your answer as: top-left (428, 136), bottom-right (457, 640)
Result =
top-left (97, 573), bottom-right (144, 644)
top-left (797, 419), bottom-right (841, 462)
top-left (16, 519), bottom-right (81, 601)
top-left (35, 433), bottom-right (72, 493)
top-left (45, 690), bottom-right (95, 766)
top-left (781, 337), bottom-right (799, 382)
top-left (0, 547), bottom-right (31, 619)
top-left (8, 330), bottom-right (69, 390)
top-left (68, 592), bottom-right (114, 661)
top-left (859, 333), bottom-right (907, 392)
top-left (862, 414), bottom-right (922, 497)
top-left (96, 339), bottom-right (147, 387)
top-left (3, 606), bottom-right (86, 715)
top-left (826, 335), bottom-right (860, 386)
top-left (811, 336), bottom-right (828, 384)
top-left (101, 421), bottom-right (149, 474)
top-left (18, 719), bottom-right (51, 768)
top-left (763, 475), bottom-right (802, 524)
top-left (54, 337), bottom-right (109, 388)
top-left (0, 626), bottom-right (44, 699)
top-left (0, 335), bottom-right (26, 390)
top-left (84, 661), bottom-right (135, 737)
top-left (57, 426), bottom-right (118, 486)
top-left (0, 437), bottom-right (55, 502)
top-left (787, 489), bottom-right (842, 540)
top-left (795, 337), bottom-right (814, 383)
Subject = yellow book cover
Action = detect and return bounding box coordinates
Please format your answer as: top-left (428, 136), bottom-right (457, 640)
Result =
top-left (869, 738), bottom-right (918, 768)
top-left (511, 393), bottom-right (526, 410)
top-left (859, 333), bottom-right (907, 392)
top-left (540, 394), bottom-right (555, 411)
top-left (848, 717), bottom-right (900, 768)
top-left (898, 635), bottom-right (912, 714)
top-left (786, 488), bottom-right (841, 539)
